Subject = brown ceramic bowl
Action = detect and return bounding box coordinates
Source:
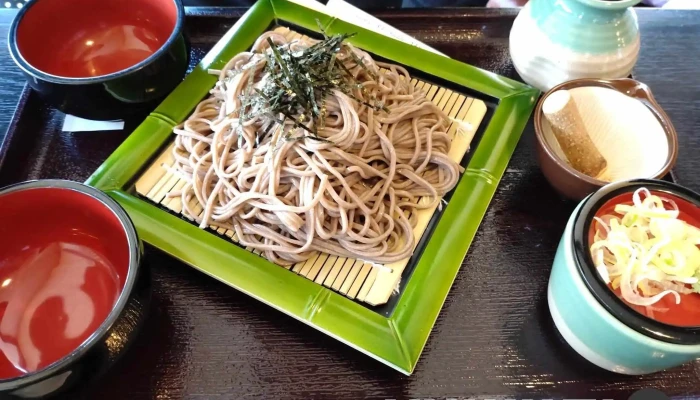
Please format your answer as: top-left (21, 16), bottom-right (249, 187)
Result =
top-left (534, 78), bottom-right (679, 200)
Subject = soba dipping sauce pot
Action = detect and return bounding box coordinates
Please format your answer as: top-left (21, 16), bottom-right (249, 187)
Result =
top-left (509, 0), bottom-right (641, 92)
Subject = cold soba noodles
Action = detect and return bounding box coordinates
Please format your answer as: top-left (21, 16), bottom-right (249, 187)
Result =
top-left (169, 30), bottom-right (462, 266)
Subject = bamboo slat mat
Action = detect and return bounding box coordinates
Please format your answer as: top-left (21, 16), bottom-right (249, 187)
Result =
top-left (135, 27), bottom-right (488, 306)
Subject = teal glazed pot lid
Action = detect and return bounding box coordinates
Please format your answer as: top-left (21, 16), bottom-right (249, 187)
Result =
top-left (576, 0), bottom-right (641, 9)
top-left (572, 179), bottom-right (700, 344)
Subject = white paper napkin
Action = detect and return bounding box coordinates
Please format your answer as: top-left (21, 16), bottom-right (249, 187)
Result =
top-left (62, 115), bottom-right (125, 132)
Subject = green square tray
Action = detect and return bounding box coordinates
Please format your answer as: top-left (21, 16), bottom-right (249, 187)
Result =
top-left (86, 0), bottom-right (538, 375)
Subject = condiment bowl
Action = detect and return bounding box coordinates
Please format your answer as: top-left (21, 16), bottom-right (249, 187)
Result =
top-left (534, 78), bottom-right (679, 200)
top-left (8, 0), bottom-right (188, 120)
top-left (549, 179), bottom-right (700, 374)
top-left (0, 180), bottom-right (150, 398)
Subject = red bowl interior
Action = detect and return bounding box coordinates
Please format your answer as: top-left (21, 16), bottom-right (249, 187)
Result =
top-left (16, 0), bottom-right (178, 78)
top-left (0, 187), bottom-right (129, 379)
top-left (589, 190), bottom-right (700, 327)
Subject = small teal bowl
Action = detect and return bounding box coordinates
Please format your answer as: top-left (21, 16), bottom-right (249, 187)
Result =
top-left (548, 178), bottom-right (700, 374)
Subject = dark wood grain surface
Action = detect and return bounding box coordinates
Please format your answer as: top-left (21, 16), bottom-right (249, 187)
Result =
top-left (1, 7), bottom-right (700, 400)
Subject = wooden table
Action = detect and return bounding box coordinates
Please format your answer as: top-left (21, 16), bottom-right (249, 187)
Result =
top-left (1, 7), bottom-right (699, 399)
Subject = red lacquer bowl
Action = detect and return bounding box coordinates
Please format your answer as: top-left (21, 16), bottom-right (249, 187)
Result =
top-left (8, 0), bottom-right (188, 120)
top-left (588, 189), bottom-right (700, 327)
top-left (573, 179), bottom-right (700, 344)
top-left (0, 180), bottom-right (150, 398)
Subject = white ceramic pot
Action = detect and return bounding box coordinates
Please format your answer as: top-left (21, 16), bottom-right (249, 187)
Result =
top-left (509, 0), bottom-right (641, 92)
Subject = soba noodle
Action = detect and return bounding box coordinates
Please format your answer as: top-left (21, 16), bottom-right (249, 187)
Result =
top-left (169, 31), bottom-right (462, 266)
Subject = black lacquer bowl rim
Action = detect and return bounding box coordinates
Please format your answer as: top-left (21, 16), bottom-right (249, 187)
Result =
top-left (7, 0), bottom-right (185, 85)
top-left (572, 178), bottom-right (700, 345)
top-left (0, 180), bottom-right (142, 390)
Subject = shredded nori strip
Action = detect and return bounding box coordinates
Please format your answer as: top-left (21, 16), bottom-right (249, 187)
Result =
top-left (240, 27), bottom-right (387, 142)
